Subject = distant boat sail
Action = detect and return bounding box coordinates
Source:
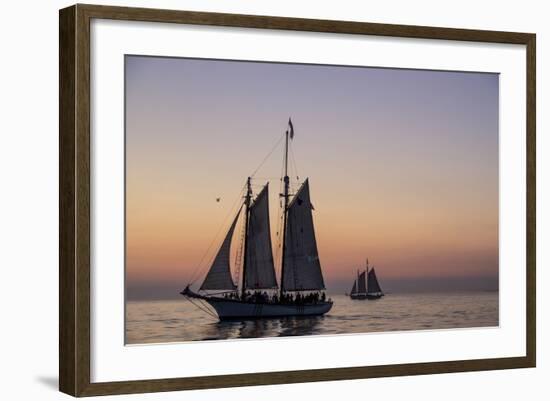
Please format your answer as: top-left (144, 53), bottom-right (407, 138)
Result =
top-left (181, 119), bottom-right (333, 320)
top-left (349, 259), bottom-right (384, 300)
top-left (366, 267), bottom-right (384, 299)
top-left (350, 270), bottom-right (367, 300)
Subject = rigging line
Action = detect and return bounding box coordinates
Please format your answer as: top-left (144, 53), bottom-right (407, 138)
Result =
top-left (183, 296), bottom-right (207, 317)
top-left (184, 296), bottom-right (218, 320)
top-left (186, 296), bottom-right (219, 320)
top-left (197, 299), bottom-right (220, 319)
top-left (249, 133), bottom-right (285, 177)
top-left (289, 141), bottom-right (300, 180)
top-left (187, 183), bottom-right (247, 285)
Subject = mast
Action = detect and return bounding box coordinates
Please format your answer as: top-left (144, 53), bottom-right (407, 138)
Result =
top-left (241, 177), bottom-right (252, 297)
top-left (366, 258), bottom-right (369, 290)
top-left (280, 121), bottom-right (291, 298)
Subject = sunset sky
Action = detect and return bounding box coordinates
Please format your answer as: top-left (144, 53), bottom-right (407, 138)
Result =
top-left (125, 55), bottom-right (499, 299)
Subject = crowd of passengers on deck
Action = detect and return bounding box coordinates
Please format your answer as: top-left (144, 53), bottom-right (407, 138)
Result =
top-left (222, 290), bottom-right (328, 304)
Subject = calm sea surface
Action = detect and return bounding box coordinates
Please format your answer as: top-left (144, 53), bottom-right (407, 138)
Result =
top-left (126, 292), bottom-right (498, 344)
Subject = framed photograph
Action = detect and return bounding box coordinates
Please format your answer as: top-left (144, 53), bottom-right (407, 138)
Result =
top-left (59, 4), bottom-right (536, 397)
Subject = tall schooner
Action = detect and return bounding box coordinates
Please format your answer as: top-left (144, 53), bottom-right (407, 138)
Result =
top-left (181, 119), bottom-right (333, 320)
top-left (349, 259), bottom-right (384, 300)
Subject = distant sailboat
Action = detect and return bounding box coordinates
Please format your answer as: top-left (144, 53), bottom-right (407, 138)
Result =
top-left (181, 119), bottom-right (333, 320)
top-left (350, 270), bottom-right (367, 300)
top-left (366, 266), bottom-right (384, 299)
top-left (349, 259), bottom-right (384, 300)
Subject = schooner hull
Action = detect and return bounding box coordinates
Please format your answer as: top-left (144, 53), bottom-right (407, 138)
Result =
top-left (204, 297), bottom-right (332, 320)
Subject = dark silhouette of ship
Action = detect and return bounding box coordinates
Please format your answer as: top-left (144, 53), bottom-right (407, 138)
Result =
top-left (181, 119), bottom-right (332, 320)
top-left (349, 259), bottom-right (384, 300)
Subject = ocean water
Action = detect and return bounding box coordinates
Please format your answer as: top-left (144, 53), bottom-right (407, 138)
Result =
top-left (125, 292), bottom-right (498, 344)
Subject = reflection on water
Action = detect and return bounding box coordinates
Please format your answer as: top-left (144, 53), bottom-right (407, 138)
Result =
top-left (126, 292), bottom-right (498, 344)
top-left (200, 316), bottom-right (324, 340)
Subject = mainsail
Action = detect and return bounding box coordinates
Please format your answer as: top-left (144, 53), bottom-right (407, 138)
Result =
top-left (357, 271), bottom-right (367, 294)
top-left (244, 184), bottom-right (278, 289)
top-left (282, 179), bottom-right (325, 291)
top-left (367, 268), bottom-right (383, 294)
top-left (200, 209), bottom-right (241, 291)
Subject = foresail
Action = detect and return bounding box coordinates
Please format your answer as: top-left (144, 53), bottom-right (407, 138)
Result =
top-left (351, 280), bottom-right (357, 295)
top-left (200, 209), bottom-right (241, 291)
top-left (245, 184), bottom-right (278, 289)
top-left (282, 179), bottom-right (326, 291)
top-left (358, 271), bottom-right (367, 294)
top-left (367, 268), bottom-right (383, 294)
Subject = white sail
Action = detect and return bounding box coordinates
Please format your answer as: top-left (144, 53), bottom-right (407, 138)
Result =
top-left (200, 209), bottom-right (241, 291)
top-left (245, 184), bottom-right (278, 289)
top-left (282, 179), bottom-right (326, 291)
